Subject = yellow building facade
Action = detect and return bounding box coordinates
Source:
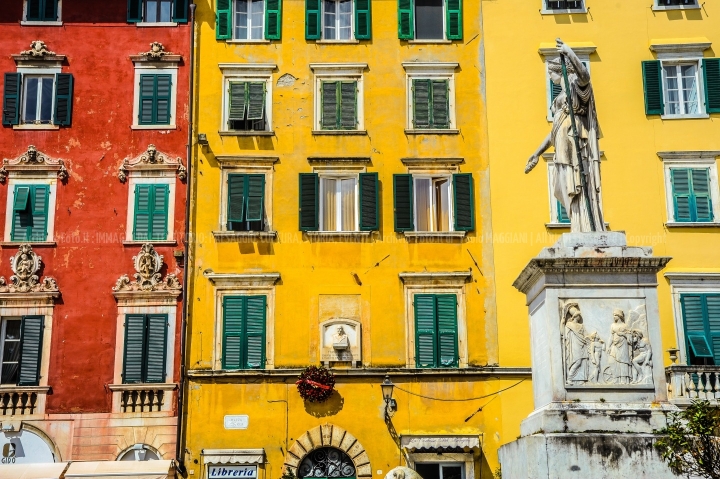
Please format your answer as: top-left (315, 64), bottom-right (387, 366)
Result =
top-left (183, 1), bottom-right (532, 478)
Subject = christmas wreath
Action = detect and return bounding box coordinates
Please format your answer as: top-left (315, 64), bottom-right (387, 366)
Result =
top-left (296, 365), bottom-right (336, 403)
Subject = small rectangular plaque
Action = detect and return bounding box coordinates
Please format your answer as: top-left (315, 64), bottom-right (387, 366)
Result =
top-left (209, 465), bottom-right (257, 478)
top-left (224, 415), bottom-right (249, 430)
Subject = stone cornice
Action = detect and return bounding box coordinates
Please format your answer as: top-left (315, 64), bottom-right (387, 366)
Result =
top-left (401, 157), bottom-right (464, 167)
top-left (215, 155), bottom-right (279, 166)
top-left (187, 366), bottom-right (531, 379)
top-left (203, 272), bottom-right (281, 287)
top-left (657, 151), bottom-right (720, 161)
top-left (650, 39), bottom-right (711, 55)
top-left (118, 144), bottom-right (186, 182)
top-left (399, 271), bottom-right (472, 286)
top-left (1, 146), bottom-right (68, 183)
top-left (538, 43), bottom-right (597, 57)
top-left (307, 157), bottom-right (371, 165)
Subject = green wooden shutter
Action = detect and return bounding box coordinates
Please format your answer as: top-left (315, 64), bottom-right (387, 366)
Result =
top-left (393, 174), bottom-right (414, 232)
top-left (246, 174), bottom-right (265, 222)
top-left (223, 297), bottom-right (245, 369)
top-left (436, 294), bottom-right (458, 367)
top-left (228, 82), bottom-right (247, 124)
top-left (227, 174), bottom-right (247, 224)
top-left (27, 0), bottom-right (42, 20)
top-left (11, 185), bottom-right (30, 242)
top-left (150, 184), bottom-right (169, 240)
top-left (134, 184), bottom-right (152, 240)
top-left (30, 185), bottom-right (49, 242)
top-left (415, 294), bottom-right (437, 368)
top-left (692, 168), bottom-right (714, 222)
top-left (173, 0), bottom-right (189, 22)
top-left (671, 168), bottom-right (693, 222)
top-left (359, 172), bottom-right (379, 231)
top-left (246, 82), bottom-right (266, 120)
top-left (445, 0), bottom-right (462, 40)
top-left (2, 73), bottom-right (21, 126)
top-left (155, 75), bottom-right (172, 125)
top-left (355, 0), bottom-right (372, 40)
top-left (431, 80), bottom-right (449, 128)
top-left (703, 59), bottom-right (720, 114)
top-left (550, 78), bottom-right (562, 103)
top-left (299, 173), bottom-right (319, 231)
top-left (453, 173), bottom-right (474, 232)
top-left (216, 0), bottom-right (233, 39)
top-left (306, 0), bottom-right (321, 40)
top-left (53, 73), bottom-right (73, 126)
top-left (340, 81), bottom-right (357, 129)
top-left (682, 295), bottom-right (715, 360)
top-left (708, 295), bottom-right (720, 362)
top-left (321, 81), bottom-right (339, 129)
top-left (127, 0), bottom-right (143, 22)
top-left (139, 75), bottom-right (156, 124)
top-left (557, 200), bottom-right (570, 223)
top-left (413, 79), bottom-right (431, 128)
top-left (642, 60), bottom-right (664, 115)
top-left (13, 187), bottom-right (30, 211)
top-left (144, 314), bottom-right (168, 383)
top-left (244, 296), bottom-right (266, 369)
top-left (398, 0), bottom-right (413, 39)
top-left (18, 316), bottom-right (44, 386)
top-left (123, 315), bottom-right (146, 384)
top-left (265, 0), bottom-right (282, 40)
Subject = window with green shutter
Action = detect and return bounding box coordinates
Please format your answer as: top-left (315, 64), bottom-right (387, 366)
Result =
top-left (133, 184), bottom-right (170, 241)
top-left (299, 173), bottom-right (319, 231)
top-left (670, 168), bottom-right (715, 223)
top-left (11, 185), bottom-right (49, 242)
top-left (0, 316), bottom-right (45, 386)
top-left (26, 0), bottom-right (58, 22)
top-left (412, 79), bottom-right (450, 129)
top-left (227, 174), bottom-right (266, 231)
top-left (320, 81), bottom-right (357, 130)
top-left (399, 0), bottom-right (462, 40)
top-left (222, 296), bottom-right (266, 370)
top-left (122, 314), bottom-right (168, 384)
top-left (220, 0), bottom-right (281, 40)
top-left (681, 294), bottom-right (720, 365)
top-left (227, 81), bottom-right (267, 131)
top-left (138, 74), bottom-right (172, 125)
top-left (414, 294), bottom-right (459, 368)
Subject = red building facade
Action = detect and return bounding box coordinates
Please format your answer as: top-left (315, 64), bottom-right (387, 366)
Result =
top-left (0, 0), bottom-right (189, 468)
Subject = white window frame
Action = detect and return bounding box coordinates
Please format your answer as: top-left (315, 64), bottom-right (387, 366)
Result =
top-left (412, 0), bottom-right (447, 42)
top-left (653, 0), bottom-right (699, 11)
top-left (4, 177), bottom-right (58, 244)
top-left (539, 45), bottom-right (595, 121)
top-left (137, 0), bottom-right (178, 26)
top-left (318, 174), bottom-right (359, 232)
top-left (14, 66), bottom-right (62, 131)
top-left (21, 75), bottom-right (55, 126)
top-left (310, 63), bottom-right (366, 132)
top-left (661, 60), bottom-right (706, 118)
top-left (540, 0), bottom-right (586, 14)
top-left (649, 42), bottom-right (711, 119)
top-left (233, 0), bottom-right (265, 41)
top-left (219, 64), bottom-right (275, 134)
top-left (321, 0), bottom-right (354, 42)
top-left (0, 318), bottom-right (22, 386)
top-left (659, 151), bottom-right (720, 226)
top-left (132, 65), bottom-right (179, 129)
top-left (216, 158), bottom-right (276, 235)
top-left (403, 63), bottom-right (458, 132)
top-left (21, 0), bottom-right (63, 25)
top-left (412, 174), bottom-right (454, 233)
top-left (125, 175), bottom-right (177, 244)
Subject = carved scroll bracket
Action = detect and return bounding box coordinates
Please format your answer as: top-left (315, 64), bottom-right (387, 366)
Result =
top-left (11, 41), bottom-right (66, 64)
top-left (0, 244), bottom-right (59, 294)
top-left (118, 144), bottom-right (186, 183)
top-left (113, 243), bottom-right (181, 294)
top-left (0, 146), bottom-right (69, 183)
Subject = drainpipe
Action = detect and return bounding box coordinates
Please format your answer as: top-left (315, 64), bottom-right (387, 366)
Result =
top-left (176, 2), bottom-right (196, 476)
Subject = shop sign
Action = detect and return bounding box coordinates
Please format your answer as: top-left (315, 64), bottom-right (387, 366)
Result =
top-left (0, 430), bottom-right (55, 464)
top-left (208, 465), bottom-right (258, 478)
top-left (223, 415), bottom-right (249, 430)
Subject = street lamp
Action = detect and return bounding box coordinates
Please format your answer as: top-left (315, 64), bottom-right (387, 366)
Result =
top-left (381, 374), bottom-right (397, 414)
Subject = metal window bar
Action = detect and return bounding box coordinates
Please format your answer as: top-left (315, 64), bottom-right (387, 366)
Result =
top-left (546, 0), bottom-right (583, 9)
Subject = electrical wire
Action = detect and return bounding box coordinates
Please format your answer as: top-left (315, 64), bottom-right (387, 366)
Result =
top-left (393, 378), bottom-right (526, 402)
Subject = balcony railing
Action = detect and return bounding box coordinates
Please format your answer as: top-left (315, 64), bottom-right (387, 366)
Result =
top-left (0, 387), bottom-right (50, 416)
top-left (666, 365), bottom-right (720, 405)
top-left (108, 383), bottom-right (177, 413)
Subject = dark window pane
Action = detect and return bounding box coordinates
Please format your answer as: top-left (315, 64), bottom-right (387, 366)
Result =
top-left (415, 0), bottom-right (444, 40)
top-left (658, 0), bottom-right (696, 5)
top-left (4, 321), bottom-right (20, 341)
top-left (229, 117), bottom-right (266, 132)
top-left (24, 78), bottom-right (38, 122)
top-left (416, 465), bottom-right (440, 479)
top-left (442, 466), bottom-right (462, 479)
top-left (145, 0), bottom-right (158, 21)
top-left (40, 78), bottom-right (53, 123)
top-left (546, 0), bottom-right (583, 8)
top-left (160, 0), bottom-right (172, 21)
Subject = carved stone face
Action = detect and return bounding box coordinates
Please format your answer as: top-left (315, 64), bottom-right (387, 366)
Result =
top-left (336, 326), bottom-right (345, 335)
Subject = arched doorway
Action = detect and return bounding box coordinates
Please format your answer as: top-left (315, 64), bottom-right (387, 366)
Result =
top-left (298, 447), bottom-right (355, 479)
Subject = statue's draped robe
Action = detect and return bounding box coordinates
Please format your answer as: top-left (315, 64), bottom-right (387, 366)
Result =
top-left (564, 321), bottom-right (589, 383)
top-left (607, 324), bottom-right (633, 384)
top-left (550, 76), bottom-right (605, 232)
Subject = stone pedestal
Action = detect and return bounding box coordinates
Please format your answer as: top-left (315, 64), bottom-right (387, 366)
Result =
top-left (498, 233), bottom-right (678, 478)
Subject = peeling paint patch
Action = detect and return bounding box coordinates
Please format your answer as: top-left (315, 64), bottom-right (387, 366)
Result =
top-left (100, 141), bottom-right (112, 150)
top-left (277, 73), bottom-right (297, 87)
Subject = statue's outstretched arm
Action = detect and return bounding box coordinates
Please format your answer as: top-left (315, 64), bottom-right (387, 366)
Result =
top-left (525, 133), bottom-right (552, 174)
top-left (557, 38), bottom-right (590, 86)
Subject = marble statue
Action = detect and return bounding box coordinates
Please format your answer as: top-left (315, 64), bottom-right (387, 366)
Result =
top-left (332, 325), bottom-right (350, 349)
top-left (562, 302), bottom-right (591, 385)
top-left (606, 310), bottom-right (633, 384)
top-left (525, 39), bottom-right (605, 233)
top-left (588, 332), bottom-right (604, 383)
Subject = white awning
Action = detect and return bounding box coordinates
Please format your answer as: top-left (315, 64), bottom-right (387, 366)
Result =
top-left (63, 460), bottom-right (175, 479)
top-left (0, 462), bottom-right (69, 479)
top-left (400, 436), bottom-right (480, 452)
top-left (202, 449), bottom-right (264, 465)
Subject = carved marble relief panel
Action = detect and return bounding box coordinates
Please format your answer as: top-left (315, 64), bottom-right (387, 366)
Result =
top-left (560, 298), bottom-right (653, 388)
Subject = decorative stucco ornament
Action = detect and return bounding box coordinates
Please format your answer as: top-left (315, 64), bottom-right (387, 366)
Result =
top-left (117, 144), bottom-right (186, 182)
top-left (20, 40), bottom-right (56, 57)
top-left (113, 243), bottom-right (181, 292)
top-left (140, 42), bottom-right (173, 59)
top-left (525, 38), bottom-right (605, 233)
top-left (0, 145), bottom-right (68, 184)
top-left (0, 244), bottom-right (59, 293)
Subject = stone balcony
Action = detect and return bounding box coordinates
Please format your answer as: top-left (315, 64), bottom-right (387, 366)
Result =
top-left (666, 365), bottom-right (720, 406)
top-left (0, 386), bottom-right (50, 416)
top-left (108, 383), bottom-right (177, 413)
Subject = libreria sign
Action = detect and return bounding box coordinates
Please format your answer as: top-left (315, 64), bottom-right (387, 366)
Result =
top-left (209, 465), bottom-right (258, 478)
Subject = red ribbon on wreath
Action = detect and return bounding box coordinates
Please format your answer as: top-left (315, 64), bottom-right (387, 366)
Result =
top-left (296, 365), bottom-right (336, 403)
top-left (295, 378), bottom-right (332, 390)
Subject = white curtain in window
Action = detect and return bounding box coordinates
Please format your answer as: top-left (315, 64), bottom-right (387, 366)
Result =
top-left (434, 178), bottom-right (450, 232)
top-left (322, 178), bottom-right (338, 231)
top-left (682, 64), bottom-right (699, 115)
top-left (341, 178), bottom-right (356, 231)
top-left (415, 178), bottom-right (431, 231)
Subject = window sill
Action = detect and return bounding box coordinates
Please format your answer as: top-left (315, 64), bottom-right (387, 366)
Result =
top-left (405, 129), bottom-right (459, 135)
top-left (21, 21), bottom-right (63, 26)
top-left (132, 125), bottom-right (177, 130)
top-left (408, 39), bottom-right (453, 44)
top-left (108, 383), bottom-right (178, 391)
top-left (305, 231), bottom-right (373, 239)
top-left (539, 9), bottom-right (587, 14)
top-left (226, 39), bottom-right (272, 44)
top-left (652, 5), bottom-right (700, 11)
top-left (0, 385), bottom-right (50, 393)
top-left (312, 130), bottom-right (367, 136)
top-left (122, 240), bottom-right (177, 246)
top-left (660, 114), bottom-right (710, 120)
top-left (13, 124), bottom-right (60, 130)
top-left (219, 130), bottom-right (275, 136)
top-left (212, 231), bottom-right (278, 242)
top-left (545, 222), bottom-right (571, 229)
top-left (136, 22), bottom-right (178, 27)
top-left (316, 39), bottom-right (360, 44)
top-left (666, 222), bottom-right (720, 228)
top-left (403, 231), bottom-right (466, 241)
top-left (0, 241), bottom-right (55, 247)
